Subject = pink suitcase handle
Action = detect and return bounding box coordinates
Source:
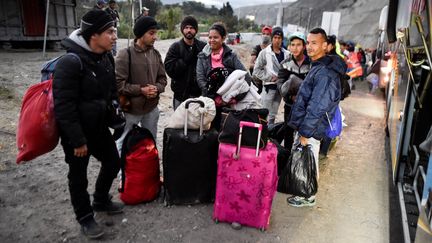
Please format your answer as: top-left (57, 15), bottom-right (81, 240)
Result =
top-left (235, 121), bottom-right (262, 158)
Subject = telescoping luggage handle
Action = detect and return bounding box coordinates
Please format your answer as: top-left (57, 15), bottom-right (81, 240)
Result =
top-left (184, 100), bottom-right (205, 137)
top-left (235, 121), bottom-right (262, 158)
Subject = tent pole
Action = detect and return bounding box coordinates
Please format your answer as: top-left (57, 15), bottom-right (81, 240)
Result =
top-left (42, 0), bottom-right (50, 58)
top-left (128, 0), bottom-right (134, 47)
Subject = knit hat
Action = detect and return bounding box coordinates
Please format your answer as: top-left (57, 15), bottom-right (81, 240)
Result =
top-left (134, 16), bottom-right (159, 38)
top-left (97, 0), bottom-right (107, 4)
top-left (80, 9), bottom-right (115, 39)
top-left (180, 16), bottom-right (198, 31)
top-left (272, 27), bottom-right (283, 38)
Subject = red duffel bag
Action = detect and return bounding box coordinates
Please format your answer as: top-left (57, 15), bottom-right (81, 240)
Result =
top-left (16, 79), bottom-right (59, 164)
top-left (119, 125), bottom-right (161, 205)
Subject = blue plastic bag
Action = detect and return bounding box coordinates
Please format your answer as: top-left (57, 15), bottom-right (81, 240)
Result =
top-left (325, 106), bottom-right (342, 138)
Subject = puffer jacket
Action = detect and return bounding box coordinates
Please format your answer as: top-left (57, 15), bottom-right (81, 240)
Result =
top-left (164, 38), bottom-right (206, 101)
top-left (196, 44), bottom-right (251, 96)
top-left (53, 29), bottom-right (118, 148)
top-left (115, 42), bottom-right (167, 115)
top-left (288, 55), bottom-right (347, 140)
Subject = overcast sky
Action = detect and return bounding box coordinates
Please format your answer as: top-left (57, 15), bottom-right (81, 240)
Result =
top-left (160, 0), bottom-right (295, 9)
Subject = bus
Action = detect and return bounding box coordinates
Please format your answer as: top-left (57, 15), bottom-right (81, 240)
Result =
top-left (380, 0), bottom-right (432, 242)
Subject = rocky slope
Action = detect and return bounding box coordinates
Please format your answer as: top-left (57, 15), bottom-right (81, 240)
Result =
top-left (235, 0), bottom-right (387, 48)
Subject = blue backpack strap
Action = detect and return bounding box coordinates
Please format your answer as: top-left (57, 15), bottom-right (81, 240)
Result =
top-left (65, 52), bottom-right (83, 71)
top-left (40, 52), bottom-right (83, 82)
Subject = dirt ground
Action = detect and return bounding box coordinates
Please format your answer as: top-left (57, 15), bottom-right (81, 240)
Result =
top-left (0, 39), bottom-right (389, 243)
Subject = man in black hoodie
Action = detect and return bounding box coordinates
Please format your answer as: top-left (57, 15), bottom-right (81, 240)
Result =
top-left (53, 9), bottom-right (123, 239)
top-left (164, 16), bottom-right (206, 110)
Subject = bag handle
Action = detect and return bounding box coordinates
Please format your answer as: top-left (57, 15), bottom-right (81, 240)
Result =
top-left (325, 112), bottom-right (334, 131)
top-left (235, 121), bottom-right (262, 158)
top-left (184, 100), bottom-right (205, 136)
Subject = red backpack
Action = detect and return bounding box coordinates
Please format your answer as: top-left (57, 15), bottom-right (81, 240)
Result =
top-left (16, 80), bottom-right (58, 164)
top-left (119, 125), bottom-right (161, 205)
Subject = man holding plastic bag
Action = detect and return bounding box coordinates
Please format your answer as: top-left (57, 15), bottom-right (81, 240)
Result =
top-left (285, 28), bottom-right (345, 207)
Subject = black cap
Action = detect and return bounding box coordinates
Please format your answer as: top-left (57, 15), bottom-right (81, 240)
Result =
top-left (181, 16), bottom-right (198, 31)
top-left (108, 0), bottom-right (116, 4)
top-left (134, 16), bottom-right (159, 38)
top-left (272, 26), bottom-right (283, 38)
top-left (80, 9), bottom-right (115, 39)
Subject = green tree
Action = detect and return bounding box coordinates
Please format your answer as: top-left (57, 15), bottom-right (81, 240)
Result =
top-left (141, 0), bottom-right (163, 17)
top-left (182, 1), bottom-right (218, 17)
top-left (156, 7), bottom-right (182, 39)
top-left (217, 2), bottom-right (238, 33)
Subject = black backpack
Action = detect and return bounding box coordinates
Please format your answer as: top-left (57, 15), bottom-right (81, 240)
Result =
top-left (340, 74), bottom-right (351, 100)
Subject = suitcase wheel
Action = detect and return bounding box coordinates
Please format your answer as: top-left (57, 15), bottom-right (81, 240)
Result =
top-left (214, 219), bottom-right (219, 224)
top-left (259, 227), bottom-right (265, 232)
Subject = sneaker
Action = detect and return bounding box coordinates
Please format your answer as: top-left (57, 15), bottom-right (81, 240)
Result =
top-left (287, 196), bottom-right (316, 207)
top-left (80, 217), bottom-right (104, 239)
top-left (92, 200), bottom-right (124, 215)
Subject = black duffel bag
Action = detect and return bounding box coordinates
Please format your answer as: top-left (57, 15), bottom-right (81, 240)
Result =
top-left (218, 108), bottom-right (269, 148)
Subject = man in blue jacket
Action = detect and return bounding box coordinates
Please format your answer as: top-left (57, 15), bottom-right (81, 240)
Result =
top-left (287, 28), bottom-right (346, 207)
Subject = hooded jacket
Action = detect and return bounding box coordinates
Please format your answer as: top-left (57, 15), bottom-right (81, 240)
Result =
top-left (196, 44), bottom-right (250, 96)
top-left (53, 29), bottom-right (118, 148)
top-left (288, 55), bottom-right (347, 140)
top-left (164, 38), bottom-right (206, 101)
top-left (253, 44), bottom-right (289, 86)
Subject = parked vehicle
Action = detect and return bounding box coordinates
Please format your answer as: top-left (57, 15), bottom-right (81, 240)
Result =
top-left (381, 1), bottom-right (432, 242)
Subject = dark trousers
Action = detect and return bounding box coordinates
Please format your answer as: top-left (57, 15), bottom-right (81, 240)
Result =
top-left (283, 104), bottom-right (295, 151)
top-left (320, 136), bottom-right (332, 156)
top-left (61, 128), bottom-right (120, 222)
top-left (211, 106), bottom-right (224, 131)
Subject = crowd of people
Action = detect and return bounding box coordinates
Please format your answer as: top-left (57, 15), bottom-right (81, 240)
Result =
top-left (50, 1), bottom-right (377, 238)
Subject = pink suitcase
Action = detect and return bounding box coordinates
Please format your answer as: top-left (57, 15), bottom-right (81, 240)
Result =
top-left (213, 121), bottom-right (278, 230)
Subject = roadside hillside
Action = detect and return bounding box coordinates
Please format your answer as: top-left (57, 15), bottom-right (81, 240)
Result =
top-left (235, 0), bottom-right (387, 48)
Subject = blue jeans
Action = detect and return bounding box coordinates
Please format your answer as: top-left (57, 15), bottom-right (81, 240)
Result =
top-left (115, 107), bottom-right (160, 156)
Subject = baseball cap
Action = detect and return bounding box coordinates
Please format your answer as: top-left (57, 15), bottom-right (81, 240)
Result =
top-left (288, 32), bottom-right (306, 43)
top-left (261, 26), bottom-right (272, 34)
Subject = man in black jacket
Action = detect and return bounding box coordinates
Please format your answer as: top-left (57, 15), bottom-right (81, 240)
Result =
top-left (164, 16), bottom-right (206, 110)
top-left (53, 9), bottom-right (123, 239)
top-left (277, 32), bottom-right (311, 151)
